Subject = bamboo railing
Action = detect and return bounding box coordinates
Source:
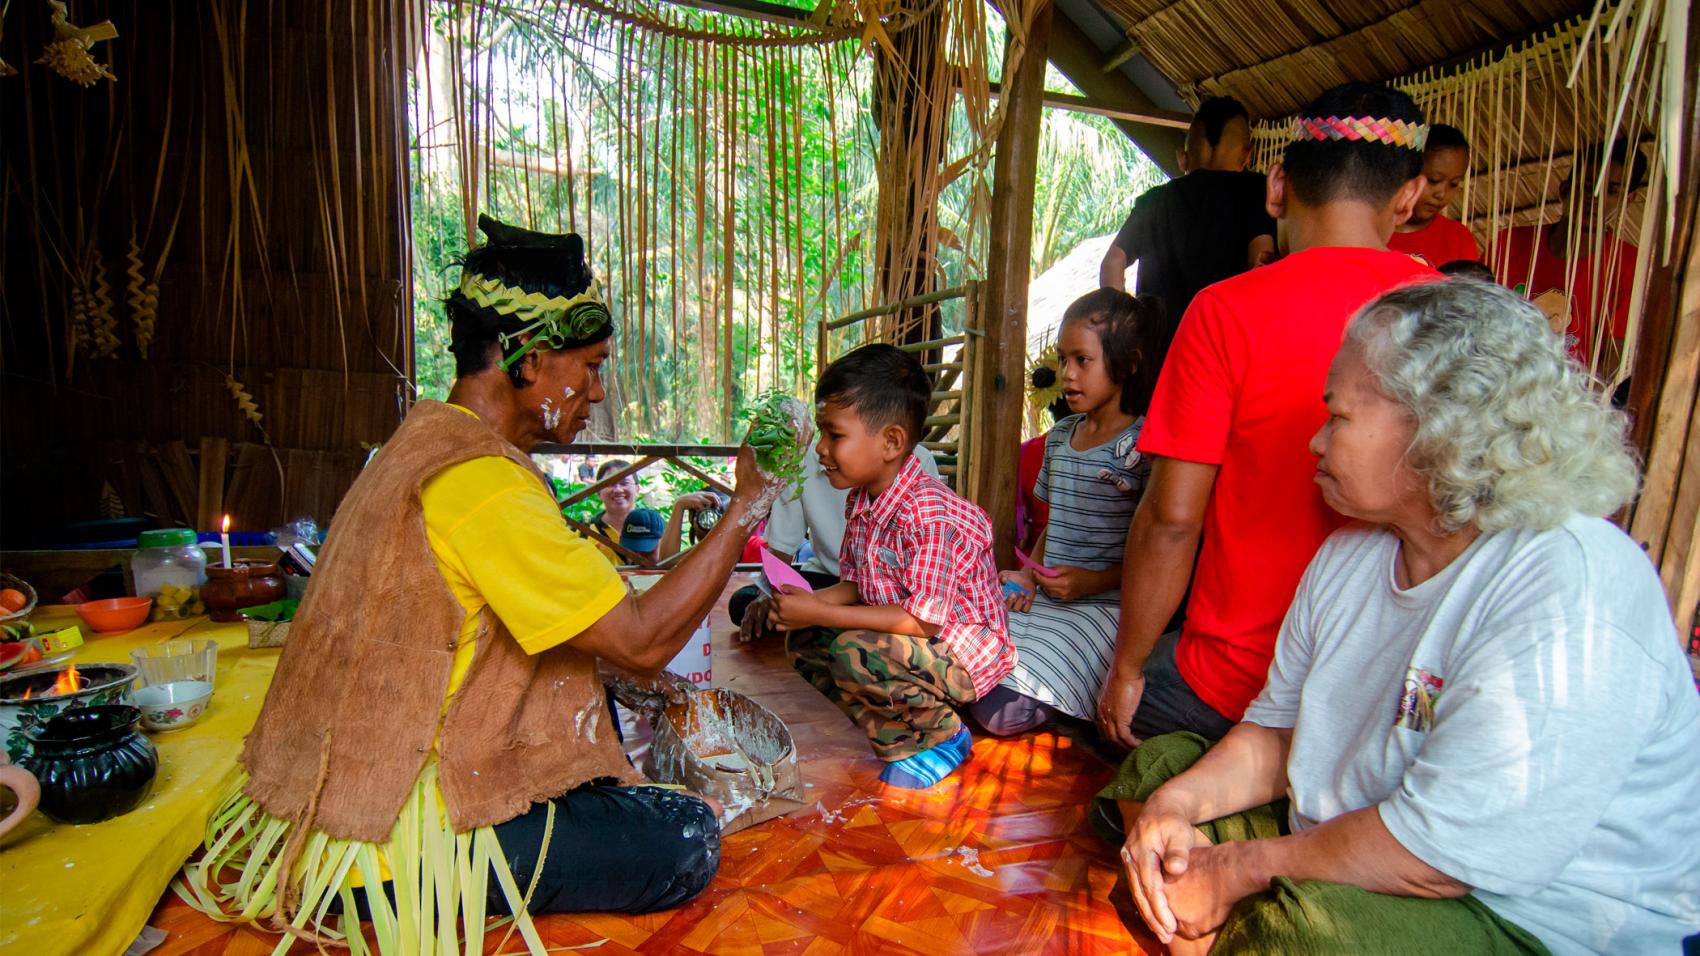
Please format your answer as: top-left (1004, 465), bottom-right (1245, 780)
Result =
top-left (534, 440), bottom-right (741, 569)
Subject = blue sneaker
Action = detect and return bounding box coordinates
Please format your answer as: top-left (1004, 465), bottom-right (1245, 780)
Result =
top-left (880, 727), bottom-right (973, 790)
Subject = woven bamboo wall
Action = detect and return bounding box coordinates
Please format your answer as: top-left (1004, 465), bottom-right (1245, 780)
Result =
top-left (0, 1), bottom-right (416, 544)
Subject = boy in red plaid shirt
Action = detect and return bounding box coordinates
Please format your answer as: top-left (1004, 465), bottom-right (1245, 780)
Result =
top-left (768, 345), bottom-right (1014, 789)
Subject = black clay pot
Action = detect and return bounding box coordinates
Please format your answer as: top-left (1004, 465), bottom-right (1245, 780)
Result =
top-left (18, 704), bottom-right (157, 825)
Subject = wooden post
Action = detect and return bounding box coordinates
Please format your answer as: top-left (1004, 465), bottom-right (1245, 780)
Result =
top-left (1624, 0), bottom-right (1700, 643)
top-left (196, 437), bottom-right (230, 533)
top-left (969, 0), bottom-right (1054, 567)
top-left (1625, 0), bottom-right (1700, 472)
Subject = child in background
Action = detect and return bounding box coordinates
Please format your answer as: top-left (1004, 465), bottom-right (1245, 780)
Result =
top-left (1388, 124), bottom-right (1479, 266)
top-left (1437, 259), bottom-right (1496, 282)
top-left (971, 289), bottom-right (1162, 736)
top-left (768, 345), bottom-right (1013, 789)
top-left (1492, 139), bottom-right (1647, 370)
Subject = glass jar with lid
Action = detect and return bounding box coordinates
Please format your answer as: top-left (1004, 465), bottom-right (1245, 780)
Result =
top-left (131, 529), bottom-right (208, 620)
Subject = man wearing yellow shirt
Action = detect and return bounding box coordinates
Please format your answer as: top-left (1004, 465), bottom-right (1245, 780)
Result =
top-left (183, 215), bottom-right (777, 952)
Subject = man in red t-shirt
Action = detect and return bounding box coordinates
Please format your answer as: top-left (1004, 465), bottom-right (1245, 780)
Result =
top-left (1388, 124), bottom-right (1480, 267)
top-left (1097, 84), bottom-right (1437, 746)
top-left (1492, 140), bottom-right (1647, 373)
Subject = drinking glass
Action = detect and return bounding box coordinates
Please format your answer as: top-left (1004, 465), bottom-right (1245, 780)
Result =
top-left (129, 640), bottom-right (219, 688)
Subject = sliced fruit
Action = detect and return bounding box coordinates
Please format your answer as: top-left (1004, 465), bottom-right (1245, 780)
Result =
top-left (0, 642), bottom-right (27, 671)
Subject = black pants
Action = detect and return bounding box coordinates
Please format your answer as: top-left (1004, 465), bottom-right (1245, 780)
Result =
top-left (728, 570), bottom-right (840, 624)
top-left (334, 783), bottom-right (720, 918)
top-left (1126, 630), bottom-right (1234, 742)
top-left (491, 784), bottom-right (721, 915)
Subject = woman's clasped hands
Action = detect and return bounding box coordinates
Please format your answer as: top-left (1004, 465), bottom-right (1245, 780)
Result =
top-left (1122, 799), bottom-right (1247, 948)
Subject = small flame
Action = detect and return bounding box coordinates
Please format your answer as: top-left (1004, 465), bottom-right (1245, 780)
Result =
top-left (21, 686), bottom-right (31, 700)
top-left (221, 514), bottom-right (231, 533)
top-left (51, 663), bottom-right (80, 696)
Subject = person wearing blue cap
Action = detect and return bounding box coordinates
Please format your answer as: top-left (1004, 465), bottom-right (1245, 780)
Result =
top-left (617, 507), bottom-right (666, 560)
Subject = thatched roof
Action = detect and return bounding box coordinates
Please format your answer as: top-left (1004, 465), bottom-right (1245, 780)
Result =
top-left (1048, 1), bottom-right (1657, 212)
top-left (1025, 233), bottom-right (1115, 353)
top-left (1079, 0), bottom-right (1591, 122)
top-left (1050, 0), bottom-right (1678, 280)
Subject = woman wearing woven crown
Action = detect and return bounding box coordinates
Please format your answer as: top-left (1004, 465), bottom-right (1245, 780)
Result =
top-left (177, 215), bottom-right (779, 954)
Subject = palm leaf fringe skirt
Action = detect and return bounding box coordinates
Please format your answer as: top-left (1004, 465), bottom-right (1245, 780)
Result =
top-left (174, 762), bottom-right (555, 956)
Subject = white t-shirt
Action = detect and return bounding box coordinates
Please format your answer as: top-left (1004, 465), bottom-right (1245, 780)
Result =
top-left (765, 446), bottom-right (938, 576)
top-left (1244, 516), bottom-right (1700, 956)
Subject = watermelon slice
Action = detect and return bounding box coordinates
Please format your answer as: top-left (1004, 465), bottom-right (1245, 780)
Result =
top-left (0, 642), bottom-right (29, 672)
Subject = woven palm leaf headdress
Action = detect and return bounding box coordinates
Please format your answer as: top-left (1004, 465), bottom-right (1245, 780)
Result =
top-left (448, 214), bottom-right (614, 372)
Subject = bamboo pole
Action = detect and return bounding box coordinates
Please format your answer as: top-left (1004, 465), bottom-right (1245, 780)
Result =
top-left (897, 334), bottom-right (970, 353)
top-left (670, 34), bottom-right (683, 432)
top-left (721, 43), bottom-right (736, 434)
top-left (762, 46), bottom-right (780, 392)
top-left (616, 28), bottom-right (635, 419)
top-left (694, 36), bottom-right (712, 436)
top-left (829, 286), bottom-right (970, 329)
top-left (790, 45), bottom-right (806, 395)
top-left (968, 0), bottom-right (1053, 566)
top-left (1629, 183), bottom-right (1700, 565)
top-left (1627, 0), bottom-right (1699, 464)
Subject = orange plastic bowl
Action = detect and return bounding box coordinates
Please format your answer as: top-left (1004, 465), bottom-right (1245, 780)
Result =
top-left (75, 597), bottom-right (154, 633)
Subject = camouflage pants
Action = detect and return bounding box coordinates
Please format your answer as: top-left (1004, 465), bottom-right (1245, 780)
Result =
top-left (787, 628), bottom-right (978, 762)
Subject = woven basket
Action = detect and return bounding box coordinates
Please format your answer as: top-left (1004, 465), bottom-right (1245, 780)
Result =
top-left (0, 572), bottom-right (39, 625)
top-left (246, 618), bottom-right (291, 649)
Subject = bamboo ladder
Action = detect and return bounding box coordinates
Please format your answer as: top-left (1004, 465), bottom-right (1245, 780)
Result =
top-left (816, 282), bottom-right (986, 490)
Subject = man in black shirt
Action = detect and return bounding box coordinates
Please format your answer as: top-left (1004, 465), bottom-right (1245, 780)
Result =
top-left (1099, 97), bottom-right (1276, 346)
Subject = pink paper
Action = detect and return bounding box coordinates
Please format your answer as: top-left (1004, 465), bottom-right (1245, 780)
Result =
top-left (1016, 548), bottom-right (1059, 577)
top-left (761, 548), bottom-right (814, 592)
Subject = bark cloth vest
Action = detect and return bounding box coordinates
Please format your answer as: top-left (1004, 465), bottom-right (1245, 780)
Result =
top-left (241, 400), bottom-right (642, 843)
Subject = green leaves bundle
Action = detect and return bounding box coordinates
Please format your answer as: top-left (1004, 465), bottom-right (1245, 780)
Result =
top-left (744, 391), bottom-right (813, 498)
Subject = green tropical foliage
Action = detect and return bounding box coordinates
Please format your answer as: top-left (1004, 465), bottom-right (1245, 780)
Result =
top-left (406, 2), bottom-right (1164, 441)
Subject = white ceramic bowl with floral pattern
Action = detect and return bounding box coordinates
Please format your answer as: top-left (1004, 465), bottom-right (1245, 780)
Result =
top-left (132, 680), bottom-right (213, 733)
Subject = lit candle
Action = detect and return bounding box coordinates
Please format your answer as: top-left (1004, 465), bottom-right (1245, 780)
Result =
top-left (220, 514), bottom-right (233, 569)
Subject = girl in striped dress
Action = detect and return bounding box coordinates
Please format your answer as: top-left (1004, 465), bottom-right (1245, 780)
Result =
top-left (968, 288), bottom-right (1163, 735)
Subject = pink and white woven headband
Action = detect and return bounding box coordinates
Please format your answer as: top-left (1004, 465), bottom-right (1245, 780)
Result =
top-left (1290, 115), bottom-right (1429, 151)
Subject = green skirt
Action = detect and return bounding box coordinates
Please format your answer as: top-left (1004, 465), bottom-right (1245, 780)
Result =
top-left (1093, 732), bottom-right (1551, 956)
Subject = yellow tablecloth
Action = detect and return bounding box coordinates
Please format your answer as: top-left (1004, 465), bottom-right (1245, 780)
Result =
top-left (0, 609), bottom-right (280, 956)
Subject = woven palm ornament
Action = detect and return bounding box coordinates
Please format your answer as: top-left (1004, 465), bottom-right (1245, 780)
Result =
top-left (458, 272), bottom-right (612, 370)
top-left (36, 0), bottom-right (118, 86)
top-left (1290, 115), bottom-right (1429, 151)
top-left (1026, 340), bottom-right (1062, 420)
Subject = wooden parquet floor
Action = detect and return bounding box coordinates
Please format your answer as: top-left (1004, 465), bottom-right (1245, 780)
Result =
top-left (144, 576), bottom-right (1159, 956)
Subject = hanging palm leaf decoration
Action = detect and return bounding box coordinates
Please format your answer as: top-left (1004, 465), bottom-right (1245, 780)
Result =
top-left (35, 0), bottom-right (118, 86)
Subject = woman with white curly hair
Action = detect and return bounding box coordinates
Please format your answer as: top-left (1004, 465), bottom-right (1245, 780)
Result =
top-left (1098, 278), bottom-right (1700, 954)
